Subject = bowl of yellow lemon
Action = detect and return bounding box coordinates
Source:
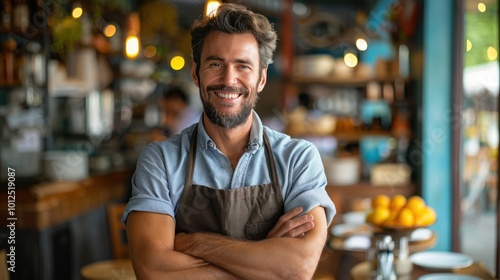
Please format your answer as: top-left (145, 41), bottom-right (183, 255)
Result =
top-left (365, 194), bottom-right (436, 233)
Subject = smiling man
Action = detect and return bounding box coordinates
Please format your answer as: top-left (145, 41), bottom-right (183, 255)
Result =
top-left (123, 3), bottom-right (336, 279)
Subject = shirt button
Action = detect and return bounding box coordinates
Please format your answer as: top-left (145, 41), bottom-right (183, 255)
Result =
top-left (208, 141), bottom-right (215, 148)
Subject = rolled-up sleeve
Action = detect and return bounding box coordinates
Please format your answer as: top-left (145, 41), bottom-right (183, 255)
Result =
top-left (121, 142), bottom-right (176, 224)
top-left (284, 141), bottom-right (336, 225)
top-left (287, 187), bottom-right (336, 225)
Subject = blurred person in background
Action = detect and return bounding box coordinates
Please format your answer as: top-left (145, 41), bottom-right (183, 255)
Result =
top-left (149, 85), bottom-right (200, 142)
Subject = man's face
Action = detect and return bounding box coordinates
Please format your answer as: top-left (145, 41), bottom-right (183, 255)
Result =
top-left (161, 97), bottom-right (185, 128)
top-left (192, 31), bottom-right (267, 129)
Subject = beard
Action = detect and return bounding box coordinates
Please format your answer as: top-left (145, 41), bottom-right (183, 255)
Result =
top-left (201, 83), bottom-right (260, 129)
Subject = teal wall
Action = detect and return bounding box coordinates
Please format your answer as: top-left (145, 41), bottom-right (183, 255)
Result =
top-left (422, 0), bottom-right (454, 251)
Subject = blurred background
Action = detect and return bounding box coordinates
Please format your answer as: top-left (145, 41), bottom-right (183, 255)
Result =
top-left (0, 0), bottom-right (498, 279)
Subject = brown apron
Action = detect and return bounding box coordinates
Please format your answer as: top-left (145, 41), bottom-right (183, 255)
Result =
top-left (175, 125), bottom-right (284, 240)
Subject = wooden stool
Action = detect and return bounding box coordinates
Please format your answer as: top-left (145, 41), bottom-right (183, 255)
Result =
top-left (312, 249), bottom-right (336, 280)
top-left (81, 204), bottom-right (133, 279)
top-left (81, 259), bottom-right (135, 280)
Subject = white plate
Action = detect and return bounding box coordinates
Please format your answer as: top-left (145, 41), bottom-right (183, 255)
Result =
top-left (330, 223), bottom-right (372, 237)
top-left (343, 235), bottom-right (371, 250)
top-left (418, 273), bottom-right (482, 280)
top-left (410, 228), bottom-right (433, 242)
top-left (411, 252), bottom-right (473, 270)
top-left (342, 211), bottom-right (367, 225)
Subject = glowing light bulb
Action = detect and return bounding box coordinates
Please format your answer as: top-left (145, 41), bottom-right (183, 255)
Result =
top-left (72, 7), bottom-right (83, 18)
top-left (125, 36), bottom-right (140, 59)
top-left (144, 45), bottom-right (157, 58)
top-left (344, 52), bottom-right (358, 68)
top-left (170, 56), bottom-right (185, 71)
top-left (104, 24), bottom-right (117, 37)
top-left (205, 0), bottom-right (221, 17)
top-left (356, 38), bottom-right (368, 51)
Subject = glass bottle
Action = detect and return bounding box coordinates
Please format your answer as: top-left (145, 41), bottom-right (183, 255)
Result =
top-left (2, 38), bottom-right (17, 83)
top-left (12, 0), bottom-right (28, 31)
top-left (1, 0), bottom-right (12, 30)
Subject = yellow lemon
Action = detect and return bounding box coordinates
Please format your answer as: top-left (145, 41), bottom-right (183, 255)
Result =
top-left (382, 210), bottom-right (399, 227)
top-left (406, 196), bottom-right (426, 218)
top-left (383, 218), bottom-right (398, 228)
top-left (372, 194), bottom-right (390, 208)
top-left (371, 206), bottom-right (391, 226)
top-left (390, 194), bottom-right (407, 212)
top-left (388, 210), bottom-right (399, 221)
top-left (396, 207), bottom-right (415, 227)
top-left (416, 206), bottom-right (437, 227)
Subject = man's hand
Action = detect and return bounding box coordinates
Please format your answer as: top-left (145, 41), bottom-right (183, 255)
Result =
top-left (172, 207), bottom-right (327, 280)
top-left (175, 232), bottom-right (197, 253)
top-left (266, 207), bottom-right (314, 238)
top-left (174, 207), bottom-right (314, 254)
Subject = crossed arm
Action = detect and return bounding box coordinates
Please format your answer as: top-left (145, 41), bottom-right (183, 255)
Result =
top-left (126, 206), bottom-right (328, 280)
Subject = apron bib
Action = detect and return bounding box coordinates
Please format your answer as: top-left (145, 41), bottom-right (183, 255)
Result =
top-left (175, 125), bottom-right (284, 240)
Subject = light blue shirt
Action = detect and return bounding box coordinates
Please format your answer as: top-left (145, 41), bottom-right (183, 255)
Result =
top-left (122, 111), bottom-right (336, 225)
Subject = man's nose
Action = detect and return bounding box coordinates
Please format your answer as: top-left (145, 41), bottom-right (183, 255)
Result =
top-left (220, 66), bottom-right (238, 85)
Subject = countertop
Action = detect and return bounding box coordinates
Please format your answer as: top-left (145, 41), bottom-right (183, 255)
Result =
top-left (0, 168), bottom-right (134, 230)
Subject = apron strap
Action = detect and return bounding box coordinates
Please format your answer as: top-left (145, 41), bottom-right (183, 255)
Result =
top-left (263, 129), bottom-right (281, 193)
top-left (182, 124), bottom-right (198, 196)
top-left (184, 125), bottom-right (281, 195)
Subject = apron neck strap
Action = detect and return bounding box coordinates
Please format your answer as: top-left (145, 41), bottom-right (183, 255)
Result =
top-left (263, 129), bottom-right (280, 187)
top-left (184, 124), bottom-right (280, 188)
top-left (184, 124), bottom-right (198, 189)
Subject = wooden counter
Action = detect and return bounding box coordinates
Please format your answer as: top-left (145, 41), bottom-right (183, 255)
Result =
top-left (0, 168), bottom-right (133, 230)
top-left (0, 168), bottom-right (134, 280)
top-left (313, 248), bottom-right (496, 280)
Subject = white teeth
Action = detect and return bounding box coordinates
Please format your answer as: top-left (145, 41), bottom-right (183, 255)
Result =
top-left (215, 92), bottom-right (239, 99)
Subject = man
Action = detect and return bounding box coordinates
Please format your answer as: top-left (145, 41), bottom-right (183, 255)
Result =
top-left (149, 86), bottom-right (200, 142)
top-left (160, 86), bottom-right (199, 136)
top-left (123, 3), bottom-right (336, 279)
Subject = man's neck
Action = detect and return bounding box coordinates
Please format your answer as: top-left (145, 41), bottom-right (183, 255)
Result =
top-left (202, 114), bottom-right (253, 169)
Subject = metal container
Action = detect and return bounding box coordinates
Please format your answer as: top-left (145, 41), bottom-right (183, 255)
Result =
top-left (42, 151), bottom-right (88, 181)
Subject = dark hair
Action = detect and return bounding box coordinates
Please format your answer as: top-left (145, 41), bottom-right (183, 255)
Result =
top-left (298, 92), bottom-right (314, 110)
top-left (190, 3), bottom-right (277, 75)
top-left (163, 86), bottom-right (188, 104)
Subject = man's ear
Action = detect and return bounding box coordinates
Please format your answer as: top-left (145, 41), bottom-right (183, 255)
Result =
top-left (191, 62), bottom-right (199, 87)
top-left (257, 68), bottom-right (268, 93)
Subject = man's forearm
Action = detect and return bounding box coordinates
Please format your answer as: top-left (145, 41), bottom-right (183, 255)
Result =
top-left (132, 249), bottom-right (238, 280)
top-left (175, 207), bottom-right (328, 280)
top-left (150, 264), bottom-right (239, 280)
top-left (175, 233), bottom-right (323, 280)
top-left (126, 212), bottom-right (238, 280)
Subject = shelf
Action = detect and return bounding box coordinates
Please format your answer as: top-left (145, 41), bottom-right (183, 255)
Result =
top-left (332, 130), bottom-right (410, 141)
top-left (291, 75), bottom-right (408, 87)
top-left (327, 181), bottom-right (416, 191)
top-left (0, 81), bottom-right (22, 88)
top-left (0, 26), bottom-right (44, 38)
top-left (326, 182), bottom-right (417, 213)
top-left (291, 130), bottom-right (411, 141)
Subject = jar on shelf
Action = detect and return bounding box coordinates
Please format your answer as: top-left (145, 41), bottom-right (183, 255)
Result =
top-left (13, 0), bottom-right (29, 31)
top-left (1, 0), bottom-right (12, 30)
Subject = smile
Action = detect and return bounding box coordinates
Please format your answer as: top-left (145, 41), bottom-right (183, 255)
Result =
top-left (214, 92), bottom-right (241, 99)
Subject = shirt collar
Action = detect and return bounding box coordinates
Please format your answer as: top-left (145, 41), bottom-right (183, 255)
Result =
top-left (247, 111), bottom-right (263, 154)
top-left (197, 110), bottom-right (263, 154)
